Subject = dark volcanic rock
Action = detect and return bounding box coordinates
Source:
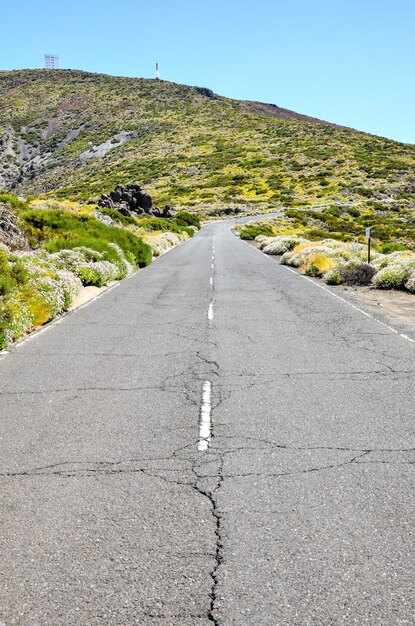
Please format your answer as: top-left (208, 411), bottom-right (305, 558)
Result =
top-left (118, 203), bottom-right (133, 217)
top-left (126, 182), bottom-right (142, 192)
top-left (162, 205), bottom-right (175, 218)
top-left (196, 87), bottom-right (217, 99)
top-left (98, 182), bottom-right (174, 219)
top-left (110, 190), bottom-right (122, 203)
top-left (138, 193), bottom-right (152, 210)
top-left (121, 191), bottom-right (133, 203)
top-left (98, 194), bottom-right (114, 209)
top-left (216, 207), bottom-right (244, 216)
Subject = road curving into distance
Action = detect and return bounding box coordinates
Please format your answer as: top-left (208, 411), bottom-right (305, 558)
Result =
top-left (1, 217), bottom-right (414, 625)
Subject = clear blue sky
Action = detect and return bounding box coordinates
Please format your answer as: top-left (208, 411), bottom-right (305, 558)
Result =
top-left (2, 0), bottom-right (414, 144)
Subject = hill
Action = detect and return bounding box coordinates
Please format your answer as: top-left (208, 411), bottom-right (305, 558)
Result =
top-left (1, 69), bottom-right (415, 214)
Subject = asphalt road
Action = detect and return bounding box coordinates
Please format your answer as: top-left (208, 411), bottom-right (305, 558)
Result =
top-left (1, 220), bottom-right (414, 625)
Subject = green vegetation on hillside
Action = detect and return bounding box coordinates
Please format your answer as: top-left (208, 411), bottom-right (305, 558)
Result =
top-left (239, 204), bottom-right (415, 249)
top-left (1, 70), bottom-right (415, 215)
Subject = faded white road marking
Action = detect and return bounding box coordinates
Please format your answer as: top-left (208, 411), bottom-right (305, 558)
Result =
top-left (211, 263), bottom-right (214, 269)
top-left (281, 266), bottom-right (412, 340)
top-left (198, 381), bottom-right (212, 451)
top-left (208, 303), bottom-right (214, 320)
top-left (242, 241), bottom-right (415, 346)
top-left (210, 277), bottom-right (213, 286)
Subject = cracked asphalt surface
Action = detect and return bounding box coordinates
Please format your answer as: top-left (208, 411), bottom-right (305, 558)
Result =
top-left (1, 219), bottom-right (414, 625)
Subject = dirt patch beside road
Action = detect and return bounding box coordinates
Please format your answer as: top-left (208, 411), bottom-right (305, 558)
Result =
top-left (337, 285), bottom-right (415, 338)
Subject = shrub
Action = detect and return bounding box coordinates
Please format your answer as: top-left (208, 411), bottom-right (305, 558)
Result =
top-left (31, 276), bottom-right (65, 317)
top-left (324, 269), bottom-right (345, 285)
top-left (21, 209), bottom-right (152, 267)
top-left (405, 271), bottom-right (415, 293)
top-left (338, 261), bottom-right (377, 285)
top-left (56, 271), bottom-right (82, 309)
top-left (73, 261), bottom-right (118, 286)
top-left (281, 245), bottom-right (333, 267)
top-left (372, 251), bottom-right (415, 270)
top-left (50, 248), bottom-right (119, 286)
top-left (372, 261), bottom-right (415, 289)
top-left (262, 235), bottom-right (308, 255)
top-left (147, 232), bottom-right (185, 257)
top-left (175, 211), bottom-right (201, 229)
top-left (302, 253), bottom-right (337, 277)
top-left (324, 206), bottom-right (342, 217)
top-left (255, 235), bottom-right (273, 247)
top-left (0, 302), bottom-right (13, 350)
top-left (240, 224), bottom-right (274, 240)
top-left (10, 261), bottom-right (29, 285)
top-left (0, 191), bottom-right (29, 213)
top-left (378, 242), bottom-right (408, 254)
top-left (18, 285), bottom-right (55, 327)
top-left (134, 216), bottom-right (193, 237)
top-left (0, 274), bottom-right (14, 297)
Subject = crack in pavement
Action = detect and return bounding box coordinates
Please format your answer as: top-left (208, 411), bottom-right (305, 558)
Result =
top-left (3, 367), bottom-right (412, 399)
top-left (3, 438), bottom-right (413, 479)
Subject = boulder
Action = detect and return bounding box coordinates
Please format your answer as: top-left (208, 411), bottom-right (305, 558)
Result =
top-left (139, 193), bottom-right (152, 210)
top-left (0, 205), bottom-right (29, 250)
top-left (126, 182), bottom-right (142, 193)
top-left (110, 190), bottom-right (122, 203)
top-left (121, 191), bottom-right (133, 204)
top-left (118, 203), bottom-right (133, 217)
top-left (98, 183), bottom-right (161, 218)
top-left (98, 194), bottom-right (114, 209)
top-left (162, 205), bottom-right (175, 218)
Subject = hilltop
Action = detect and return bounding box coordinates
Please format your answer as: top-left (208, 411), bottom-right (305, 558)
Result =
top-left (1, 69), bottom-right (415, 214)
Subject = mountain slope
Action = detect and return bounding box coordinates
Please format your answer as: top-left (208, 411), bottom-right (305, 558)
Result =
top-left (1, 69), bottom-right (415, 213)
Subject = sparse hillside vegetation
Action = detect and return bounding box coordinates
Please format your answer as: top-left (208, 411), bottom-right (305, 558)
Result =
top-left (1, 69), bottom-right (415, 215)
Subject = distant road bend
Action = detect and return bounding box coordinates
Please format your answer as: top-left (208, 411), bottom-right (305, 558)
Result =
top-left (1, 218), bottom-right (414, 625)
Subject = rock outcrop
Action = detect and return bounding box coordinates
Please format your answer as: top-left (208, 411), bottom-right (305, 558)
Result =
top-left (98, 183), bottom-right (175, 219)
top-left (0, 204), bottom-right (28, 250)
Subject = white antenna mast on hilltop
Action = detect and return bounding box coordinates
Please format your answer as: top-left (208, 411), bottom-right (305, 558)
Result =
top-left (155, 62), bottom-right (160, 81)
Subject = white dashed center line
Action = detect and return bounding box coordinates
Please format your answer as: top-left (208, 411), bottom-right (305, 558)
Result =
top-left (210, 277), bottom-right (213, 286)
top-left (198, 381), bottom-right (212, 452)
top-left (208, 303), bottom-right (214, 320)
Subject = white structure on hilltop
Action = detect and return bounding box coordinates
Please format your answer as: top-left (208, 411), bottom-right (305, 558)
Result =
top-left (44, 54), bottom-right (59, 69)
top-left (156, 62), bottom-right (160, 81)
